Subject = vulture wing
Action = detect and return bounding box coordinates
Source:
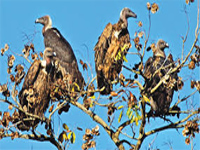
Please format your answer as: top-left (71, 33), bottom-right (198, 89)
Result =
top-left (44, 28), bottom-right (85, 90)
top-left (144, 56), bottom-right (178, 115)
top-left (94, 21), bottom-right (131, 95)
top-left (94, 23), bottom-right (113, 94)
top-left (18, 60), bottom-right (52, 131)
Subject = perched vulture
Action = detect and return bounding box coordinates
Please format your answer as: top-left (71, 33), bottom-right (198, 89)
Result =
top-left (35, 15), bottom-right (85, 91)
top-left (144, 39), bottom-right (179, 116)
top-left (94, 8), bottom-right (137, 95)
top-left (17, 47), bottom-right (56, 131)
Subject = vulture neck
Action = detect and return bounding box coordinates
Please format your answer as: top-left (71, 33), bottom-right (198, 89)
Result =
top-left (119, 18), bottom-right (128, 29)
top-left (154, 49), bottom-right (166, 58)
top-left (42, 20), bottom-right (52, 34)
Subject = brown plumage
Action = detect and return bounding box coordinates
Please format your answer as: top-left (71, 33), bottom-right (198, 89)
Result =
top-left (35, 15), bottom-right (85, 92)
top-left (94, 8), bottom-right (137, 95)
top-left (144, 40), bottom-right (179, 116)
top-left (17, 47), bottom-right (55, 131)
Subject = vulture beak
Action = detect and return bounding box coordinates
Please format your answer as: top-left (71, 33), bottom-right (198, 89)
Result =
top-left (128, 10), bottom-right (137, 18)
top-left (165, 42), bottom-right (169, 48)
top-left (35, 17), bottom-right (44, 24)
top-left (52, 52), bottom-right (56, 57)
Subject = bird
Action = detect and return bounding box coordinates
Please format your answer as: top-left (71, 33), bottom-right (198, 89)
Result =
top-left (144, 39), bottom-right (179, 117)
top-left (94, 7), bottom-right (137, 95)
top-left (35, 15), bottom-right (85, 92)
top-left (17, 47), bottom-right (56, 131)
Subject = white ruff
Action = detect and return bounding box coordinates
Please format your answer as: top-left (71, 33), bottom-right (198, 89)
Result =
top-left (41, 60), bottom-right (46, 67)
top-left (114, 31), bottom-right (120, 39)
top-left (45, 16), bottom-right (52, 32)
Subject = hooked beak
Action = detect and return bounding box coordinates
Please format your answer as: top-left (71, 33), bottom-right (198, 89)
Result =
top-left (165, 43), bottom-right (169, 48)
top-left (128, 11), bottom-right (137, 18)
top-left (35, 17), bottom-right (43, 24)
top-left (52, 52), bottom-right (56, 57)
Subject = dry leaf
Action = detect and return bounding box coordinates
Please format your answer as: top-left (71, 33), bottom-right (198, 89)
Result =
top-left (48, 104), bottom-right (54, 113)
top-left (134, 37), bottom-right (140, 45)
top-left (110, 91), bottom-right (118, 97)
top-left (147, 2), bottom-right (151, 10)
top-left (151, 3), bottom-right (159, 14)
top-left (138, 21), bottom-right (143, 27)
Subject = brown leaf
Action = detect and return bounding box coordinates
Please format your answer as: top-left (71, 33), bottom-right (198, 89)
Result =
top-left (191, 80), bottom-right (195, 89)
top-left (39, 52), bottom-right (43, 58)
top-left (150, 43), bottom-right (156, 53)
top-left (0, 84), bottom-right (7, 93)
top-left (122, 96), bottom-right (126, 101)
top-left (147, 2), bottom-right (151, 10)
top-left (185, 138), bottom-right (190, 145)
top-left (83, 63), bottom-right (88, 71)
top-left (8, 105), bottom-right (13, 110)
top-left (8, 55), bottom-right (15, 68)
top-left (110, 91), bottom-right (118, 97)
top-left (138, 31), bottom-right (144, 38)
top-left (7, 68), bottom-right (12, 74)
top-left (80, 59), bottom-right (84, 65)
top-left (58, 131), bottom-right (64, 143)
top-left (134, 37), bottom-right (140, 45)
top-left (151, 3), bottom-right (159, 14)
top-left (188, 60), bottom-right (195, 69)
top-left (4, 44), bottom-right (9, 51)
top-left (77, 127), bottom-right (83, 131)
top-left (1, 48), bottom-right (5, 56)
top-left (138, 21), bottom-right (143, 27)
top-left (48, 104), bottom-right (54, 113)
top-left (10, 74), bottom-right (15, 82)
top-left (90, 140), bottom-right (96, 148)
top-left (85, 128), bottom-right (91, 135)
top-left (47, 129), bottom-right (52, 135)
top-left (30, 43), bottom-right (34, 52)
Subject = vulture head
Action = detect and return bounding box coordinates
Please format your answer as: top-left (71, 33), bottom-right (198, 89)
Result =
top-left (154, 39), bottom-right (169, 58)
top-left (120, 7), bottom-right (137, 28)
top-left (35, 15), bottom-right (52, 34)
top-left (42, 47), bottom-right (56, 73)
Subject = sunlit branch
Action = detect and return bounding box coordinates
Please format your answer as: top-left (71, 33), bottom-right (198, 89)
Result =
top-left (145, 110), bottom-right (200, 137)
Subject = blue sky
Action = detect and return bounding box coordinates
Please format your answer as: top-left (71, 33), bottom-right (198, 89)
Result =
top-left (0, 0), bottom-right (199, 150)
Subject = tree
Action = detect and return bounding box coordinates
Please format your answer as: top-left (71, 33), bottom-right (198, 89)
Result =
top-left (0, 1), bottom-right (199, 150)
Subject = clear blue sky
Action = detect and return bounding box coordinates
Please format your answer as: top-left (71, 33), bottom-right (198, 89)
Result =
top-left (0, 0), bottom-right (199, 150)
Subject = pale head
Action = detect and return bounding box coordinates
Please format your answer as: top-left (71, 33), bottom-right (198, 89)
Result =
top-left (120, 7), bottom-right (137, 28)
top-left (42, 47), bottom-right (56, 68)
top-left (154, 39), bottom-right (169, 58)
top-left (35, 15), bottom-right (52, 33)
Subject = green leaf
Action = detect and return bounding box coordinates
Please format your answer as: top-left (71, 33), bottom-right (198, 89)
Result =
top-left (121, 44), bottom-right (129, 52)
top-left (117, 105), bottom-right (124, 110)
top-left (128, 110), bottom-right (133, 119)
top-left (126, 107), bottom-right (131, 117)
top-left (118, 110), bottom-right (123, 123)
top-left (63, 132), bottom-right (68, 141)
top-left (123, 55), bottom-right (128, 62)
top-left (130, 115), bottom-right (135, 124)
top-left (89, 101), bottom-right (93, 108)
top-left (143, 95), bottom-right (150, 103)
top-left (90, 95), bottom-right (95, 100)
top-left (71, 132), bottom-right (76, 144)
top-left (73, 82), bottom-right (80, 91)
top-left (68, 132), bottom-right (72, 141)
top-left (135, 117), bottom-right (139, 126)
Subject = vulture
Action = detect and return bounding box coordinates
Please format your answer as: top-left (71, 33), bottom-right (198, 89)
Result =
top-left (144, 39), bottom-right (179, 116)
top-left (17, 47), bottom-right (56, 131)
top-left (94, 7), bottom-right (137, 95)
top-left (35, 15), bottom-right (85, 92)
